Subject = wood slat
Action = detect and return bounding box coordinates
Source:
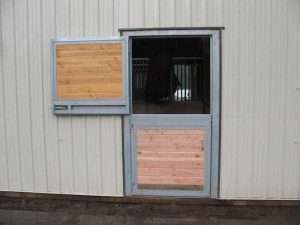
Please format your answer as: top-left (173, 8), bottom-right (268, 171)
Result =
top-left (136, 128), bottom-right (205, 187)
top-left (138, 176), bottom-right (204, 186)
top-left (139, 168), bottom-right (204, 177)
top-left (56, 43), bottom-right (123, 100)
top-left (138, 151), bottom-right (203, 158)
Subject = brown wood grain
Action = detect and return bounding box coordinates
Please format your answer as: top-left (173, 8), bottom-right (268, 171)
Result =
top-left (136, 128), bottom-right (205, 188)
top-left (56, 43), bottom-right (123, 100)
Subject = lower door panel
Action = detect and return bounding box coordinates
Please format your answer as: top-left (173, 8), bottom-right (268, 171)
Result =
top-left (124, 114), bottom-right (211, 197)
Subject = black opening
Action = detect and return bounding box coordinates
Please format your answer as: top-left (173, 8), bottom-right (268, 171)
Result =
top-left (132, 36), bottom-right (210, 114)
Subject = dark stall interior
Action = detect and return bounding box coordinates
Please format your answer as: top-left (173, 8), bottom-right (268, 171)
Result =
top-left (132, 36), bottom-right (211, 114)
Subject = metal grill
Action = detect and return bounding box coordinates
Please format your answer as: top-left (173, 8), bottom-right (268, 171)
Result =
top-left (132, 57), bottom-right (205, 103)
top-left (132, 58), bottom-right (149, 90)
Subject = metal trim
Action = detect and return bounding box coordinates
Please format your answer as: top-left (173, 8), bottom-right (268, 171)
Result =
top-left (54, 106), bottom-right (129, 116)
top-left (53, 100), bottom-right (127, 106)
top-left (210, 31), bottom-right (221, 199)
top-left (122, 29), bottom-right (220, 38)
top-left (119, 27), bottom-right (225, 34)
top-left (51, 38), bottom-right (130, 115)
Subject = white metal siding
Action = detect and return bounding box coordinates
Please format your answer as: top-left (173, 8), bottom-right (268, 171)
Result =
top-left (0, 0), bottom-right (300, 199)
top-left (220, 0), bottom-right (300, 200)
top-left (0, 0), bottom-right (123, 196)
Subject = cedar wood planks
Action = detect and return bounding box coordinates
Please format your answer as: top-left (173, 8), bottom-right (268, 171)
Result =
top-left (56, 43), bottom-right (123, 100)
top-left (136, 128), bottom-right (205, 189)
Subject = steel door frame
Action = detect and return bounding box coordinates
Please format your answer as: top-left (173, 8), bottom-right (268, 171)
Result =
top-left (122, 29), bottom-right (221, 198)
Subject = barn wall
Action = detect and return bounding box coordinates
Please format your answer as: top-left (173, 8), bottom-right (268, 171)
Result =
top-left (0, 0), bottom-right (124, 196)
top-left (220, 0), bottom-right (300, 200)
top-left (0, 0), bottom-right (300, 199)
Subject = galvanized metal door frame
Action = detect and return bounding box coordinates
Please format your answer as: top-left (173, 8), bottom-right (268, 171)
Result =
top-left (122, 29), bottom-right (221, 198)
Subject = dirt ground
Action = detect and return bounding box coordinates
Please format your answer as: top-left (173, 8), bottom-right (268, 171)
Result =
top-left (0, 193), bottom-right (299, 225)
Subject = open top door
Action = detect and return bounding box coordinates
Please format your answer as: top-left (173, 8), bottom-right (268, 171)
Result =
top-left (123, 29), bottom-right (221, 198)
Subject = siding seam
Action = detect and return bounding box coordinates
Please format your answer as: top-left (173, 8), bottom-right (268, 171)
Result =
top-left (0, 0), bottom-right (10, 190)
top-left (234, 0), bottom-right (241, 197)
top-left (40, 0), bottom-right (49, 192)
top-left (265, 0), bottom-right (273, 198)
top-left (281, 0), bottom-right (289, 199)
top-left (250, 0), bottom-right (257, 197)
top-left (26, 0), bottom-right (36, 192)
top-left (12, 0), bottom-right (23, 191)
top-left (99, 118), bottom-right (104, 194)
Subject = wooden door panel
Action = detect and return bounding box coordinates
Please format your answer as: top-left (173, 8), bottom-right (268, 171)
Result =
top-left (136, 128), bottom-right (205, 190)
top-left (56, 43), bottom-right (123, 100)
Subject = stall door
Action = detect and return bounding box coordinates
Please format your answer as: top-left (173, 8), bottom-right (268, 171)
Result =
top-left (123, 30), bottom-right (220, 197)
